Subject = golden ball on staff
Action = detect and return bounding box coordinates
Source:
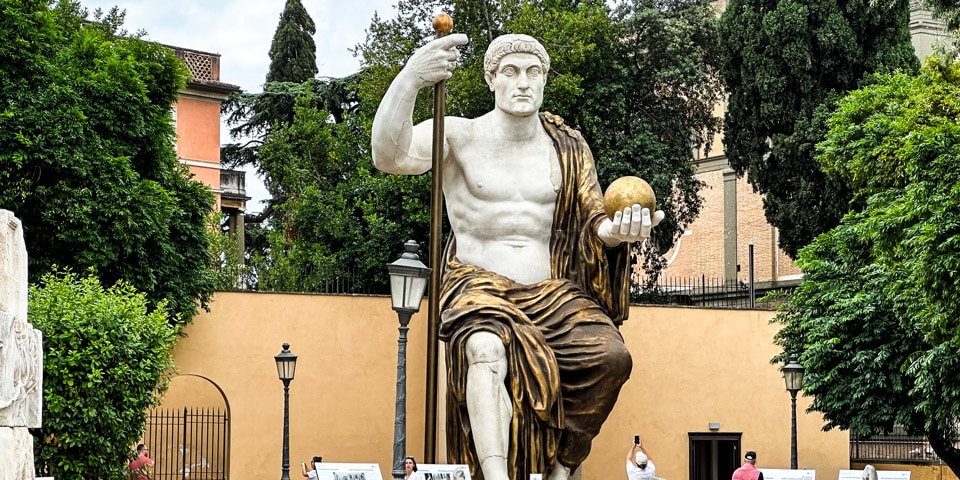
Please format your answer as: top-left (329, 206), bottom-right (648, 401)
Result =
top-left (432, 13), bottom-right (453, 35)
top-left (603, 176), bottom-right (657, 220)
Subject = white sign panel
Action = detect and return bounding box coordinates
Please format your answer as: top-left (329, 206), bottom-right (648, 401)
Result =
top-left (418, 463), bottom-right (472, 480)
top-left (316, 462), bottom-right (385, 480)
top-left (530, 475), bottom-right (543, 480)
top-left (760, 468), bottom-right (816, 480)
top-left (839, 470), bottom-right (911, 480)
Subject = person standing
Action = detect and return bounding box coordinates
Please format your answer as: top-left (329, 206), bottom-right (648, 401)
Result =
top-left (404, 456), bottom-right (425, 480)
top-left (301, 456), bottom-right (322, 479)
top-left (732, 451), bottom-right (763, 480)
top-left (626, 436), bottom-right (656, 480)
top-left (128, 444), bottom-right (154, 480)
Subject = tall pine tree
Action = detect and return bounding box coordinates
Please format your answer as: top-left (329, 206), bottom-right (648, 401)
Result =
top-left (718, 0), bottom-right (919, 257)
top-left (266, 0), bottom-right (318, 83)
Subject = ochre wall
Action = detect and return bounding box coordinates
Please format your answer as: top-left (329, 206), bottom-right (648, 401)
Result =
top-left (162, 292), bottom-right (849, 480)
top-left (852, 462), bottom-right (959, 480)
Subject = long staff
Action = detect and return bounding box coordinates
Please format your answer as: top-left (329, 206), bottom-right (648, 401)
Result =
top-left (425, 12), bottom-right (453, 463)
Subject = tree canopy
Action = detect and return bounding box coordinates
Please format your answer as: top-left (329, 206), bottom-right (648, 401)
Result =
top-left (0, 0), bottom-right (216, 323)
top-left (774, 56), bottom-right (960, 474)
top-left (30, 271), bottom-right (177, 480)
top-left (266, 0), bottom-right (319, 84)
top-left (719, 0), bottom-right (920, 257)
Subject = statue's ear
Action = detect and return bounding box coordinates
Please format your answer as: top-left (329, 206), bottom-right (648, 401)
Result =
top-left (484, 71), bottom-right (495, 91)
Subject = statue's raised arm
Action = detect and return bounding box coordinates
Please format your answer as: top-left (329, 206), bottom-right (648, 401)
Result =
top-left (371, 33), bottom-right (468, 175)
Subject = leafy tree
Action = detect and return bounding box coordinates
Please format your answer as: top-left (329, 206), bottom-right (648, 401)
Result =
top-left (774, 57), bottom-right (960, 474)
top-left (0, 0), bottom-right (216, 323)
top-left (266, 0), bottom-right (318, 84)
top-left (29, 271), bottom-right (177, 480)
top-left (924, 0), bottom-right (960, 32)
top-left (246, 90), bottom-right (427, 292)
top-left (719, 0), bottom-right (920, 257)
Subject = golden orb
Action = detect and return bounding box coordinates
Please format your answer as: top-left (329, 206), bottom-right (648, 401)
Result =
top-left (603, 176), bottom-right (657, 220)
top-left (433, 13), bottom-right (453, 35)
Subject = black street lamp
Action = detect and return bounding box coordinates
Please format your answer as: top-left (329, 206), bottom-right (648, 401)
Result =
top-left (275, 343), bottom-right (298, 480)
top-left (387, 240), bottom-right (431, 480)
top-left (783, 354), bottom-right (805, 469)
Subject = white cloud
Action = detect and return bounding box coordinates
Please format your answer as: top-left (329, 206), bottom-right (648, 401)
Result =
top-left (80, 0), bottom-right (396, 212)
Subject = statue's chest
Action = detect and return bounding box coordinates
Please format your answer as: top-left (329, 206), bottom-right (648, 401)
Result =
top-left (456, 141), bottom-right (561, 204)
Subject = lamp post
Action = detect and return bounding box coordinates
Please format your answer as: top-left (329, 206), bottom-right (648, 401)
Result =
top-left (388, 240), bottom-right (432, 480)
top-left (275, 343), bottom-right (298, 480)
top-left (783, 354), bottom-right (805, 469)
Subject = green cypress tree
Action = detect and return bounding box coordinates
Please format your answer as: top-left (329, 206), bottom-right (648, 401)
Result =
top-left (718, 0), bottom-right (920, 257)
top-left (266, 0), bottom-right (318, 83)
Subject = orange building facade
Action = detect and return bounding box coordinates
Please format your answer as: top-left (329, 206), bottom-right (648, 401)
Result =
top-left (168, 45), bottom-right (247, 246)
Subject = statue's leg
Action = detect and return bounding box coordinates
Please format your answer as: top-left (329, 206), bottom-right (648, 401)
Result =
top-left (549, 315), bottom-right (632, 475)
top-left (465, 331), bottom-right (512, 480)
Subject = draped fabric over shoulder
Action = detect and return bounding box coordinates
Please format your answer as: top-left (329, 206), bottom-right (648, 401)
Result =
top-left (440, 113), bottom-right (632, 480)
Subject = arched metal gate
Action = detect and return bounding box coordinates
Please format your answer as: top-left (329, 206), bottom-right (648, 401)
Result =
top-left (144, 407), bottom-right (230, 479)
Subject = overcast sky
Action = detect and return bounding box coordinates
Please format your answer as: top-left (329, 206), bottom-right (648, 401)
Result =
top-left (79, 0), bottom-right (398, 212)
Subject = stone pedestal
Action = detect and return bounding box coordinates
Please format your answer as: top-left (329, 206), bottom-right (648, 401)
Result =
top-left (0, 210), bottom-right (43, 480)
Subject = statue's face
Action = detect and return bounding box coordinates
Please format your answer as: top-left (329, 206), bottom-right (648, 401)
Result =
top-left (485, 52), bottom-right (546, 117)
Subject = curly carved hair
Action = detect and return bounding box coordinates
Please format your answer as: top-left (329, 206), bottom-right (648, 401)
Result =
top-left (483, 34), bottom-right (550, 75)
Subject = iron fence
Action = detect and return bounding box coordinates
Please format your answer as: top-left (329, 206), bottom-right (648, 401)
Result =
top-left (144, 407), bottom-right (230, 479)
top-left (851, 433), bottom-right (941, 464)
top-left (631, 274), bottom-right (795, 310)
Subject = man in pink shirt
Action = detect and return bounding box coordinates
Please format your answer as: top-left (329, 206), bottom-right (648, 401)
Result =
top-left (732, 451), bottom-right (763, 480)
top-left (128, 444), bottom-right (155, 480)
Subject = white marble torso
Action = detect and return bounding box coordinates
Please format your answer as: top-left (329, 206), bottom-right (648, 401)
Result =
top-left (442, 114), bottom-right (561, 285)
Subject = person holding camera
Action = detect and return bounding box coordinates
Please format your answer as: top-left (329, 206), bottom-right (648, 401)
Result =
top-left (626, 435), bottom-right (656, 480)
top-left (301, 456), bottom-right (322, 479)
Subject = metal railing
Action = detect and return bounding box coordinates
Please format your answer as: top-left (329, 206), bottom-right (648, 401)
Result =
top-left (851, 433), bottom-right (941, 464)
top-left (144, 407), bottom-right (230, 479)
top-left (631, 274), bottom-right (795, 310)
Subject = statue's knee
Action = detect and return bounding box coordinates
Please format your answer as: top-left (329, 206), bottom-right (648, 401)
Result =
top-left (465, 332), bottom-right (506, 365)
top-left (603, 341), bottom-right (633, 378)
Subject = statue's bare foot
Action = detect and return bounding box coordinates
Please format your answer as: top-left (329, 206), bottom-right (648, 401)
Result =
top-left (546, 462), bottom-right (570, 480)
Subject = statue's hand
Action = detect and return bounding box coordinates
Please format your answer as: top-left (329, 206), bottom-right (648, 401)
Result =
top-left (598, 205), bottom-right (665, 247)
top-left (405, 33), bottom-right (469, 88)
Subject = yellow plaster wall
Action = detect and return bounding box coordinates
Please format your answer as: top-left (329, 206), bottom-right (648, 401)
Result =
top-left (852, 463), bottom-right (958, 480)
top-left (162, 293), bottom-right (849, 480)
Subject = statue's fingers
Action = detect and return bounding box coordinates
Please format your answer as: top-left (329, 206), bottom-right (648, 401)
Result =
top-left (652, 210), bottom-right (665, 227)
top-left (639, 208), bottom-right (653, 238)
top-left (629, 205), bottom-right (643, 237)
top-left (432, 33), bottom-right (469, 49)
top-left (612, 210), bottom-right (624, 233)
top-left (618, 208), bottom-right (632, 236)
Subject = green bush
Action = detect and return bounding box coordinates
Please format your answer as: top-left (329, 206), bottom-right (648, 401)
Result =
top-left (29, 271), bottom-right (177, 480)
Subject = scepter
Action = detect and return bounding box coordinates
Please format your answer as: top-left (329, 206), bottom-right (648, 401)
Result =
top-left (424, 12), bottom-right (453, 463)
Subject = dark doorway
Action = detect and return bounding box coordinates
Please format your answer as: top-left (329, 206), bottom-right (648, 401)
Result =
top-left (690, 432), bottom-right (742, 480)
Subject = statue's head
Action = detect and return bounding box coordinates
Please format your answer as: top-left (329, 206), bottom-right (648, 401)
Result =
top-left (483, 34), bottom-right (550, 117)
top-left (483, 34), bottom-right (550, 76)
